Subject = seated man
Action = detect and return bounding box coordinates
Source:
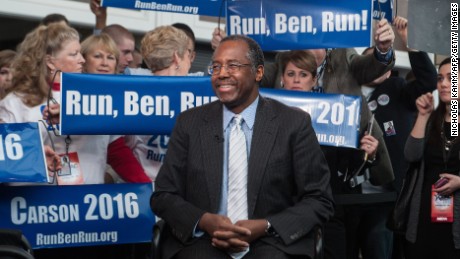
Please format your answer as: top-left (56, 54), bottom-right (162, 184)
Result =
top-left (150, 34), bottom-right (334, 259)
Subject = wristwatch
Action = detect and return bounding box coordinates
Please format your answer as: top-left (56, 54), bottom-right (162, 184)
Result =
top-left (265, 220), bottom-right (277, 236)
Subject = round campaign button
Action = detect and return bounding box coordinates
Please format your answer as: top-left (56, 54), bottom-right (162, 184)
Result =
top-left (377, 94), bottom-right (390, 106)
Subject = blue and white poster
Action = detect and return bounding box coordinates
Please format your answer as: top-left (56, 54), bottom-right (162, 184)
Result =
top-left (262, 89), bottom-right (361, 147)
top-left (226, 0), bottom-right (373, 50)
top-left (373, 0), bottom-right (393, 22)
top-left (0, 123), bottom-right (48, 183)
top-left (0, 183), bottom-right (155, 249)
top-left (60, 73), bottom-right (361, 148)
top-left (101, 0), bottom-right (225, 16)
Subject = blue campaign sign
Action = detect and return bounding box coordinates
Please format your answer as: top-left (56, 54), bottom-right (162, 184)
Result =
top-left (101, 0), bottom-right (224, 17)
top-left (60, 73), bottom-right (360, 148)
top-left (261, 89), bottom-right (361, 147)
top-left (373, 0), bottom-right (393, 22)
top-left (0, 123), bottom-right (48, 183)
top-left (226, 0), bottom-right (372, 51)
top-left (60, 73), bottom-right (216, 136)
top-left (0, 183), bottom-right (155, 249)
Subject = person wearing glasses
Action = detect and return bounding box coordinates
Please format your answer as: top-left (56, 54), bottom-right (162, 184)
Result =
top-left (151, 34), bottom-right (333, 259)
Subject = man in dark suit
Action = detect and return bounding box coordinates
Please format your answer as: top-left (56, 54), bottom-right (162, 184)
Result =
top-left (150, 35), bottom-right (334, 259)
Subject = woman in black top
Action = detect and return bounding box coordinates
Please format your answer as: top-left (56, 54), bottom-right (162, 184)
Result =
top-left (403, 57), bottom-right (460, 258)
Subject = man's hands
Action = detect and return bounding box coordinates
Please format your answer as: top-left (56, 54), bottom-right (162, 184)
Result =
top-left (198, 213), bottom-right (268, 253)
top-left (211, 28), bottom-right (226, 50)
top-left (393, 17), bottom-right (408, 46)
top-left (374, 18), bottom-right (395, 53)
top-left (90, 0), bottom-right (107, 30)
top-left (360, 133), bottom-right (379, 160)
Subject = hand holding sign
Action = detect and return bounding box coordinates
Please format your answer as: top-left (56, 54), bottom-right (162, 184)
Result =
top-left (393, 16), bottom-right (413, 51)
top-left (211, 28), bottom-right (226, 50)
top-left (360, 133), bottom-right (378, 161)
top-left (374, 18), bottom-right (395, 53)
top-left (90, 0), bottom-right (107, 30)
top-left (42, 102), bottom-right (60, 125)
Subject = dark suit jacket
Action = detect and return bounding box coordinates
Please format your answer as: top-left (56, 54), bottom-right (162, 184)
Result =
top-left (151, 96), bottom-right (334, 258)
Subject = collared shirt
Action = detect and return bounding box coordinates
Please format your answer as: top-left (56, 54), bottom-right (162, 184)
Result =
top-left (374, 47), bottom-right (394, 64)
top-left (217, 96), bottom-right (259, 216)
top-left (192, 96), bottom-right (259, 240)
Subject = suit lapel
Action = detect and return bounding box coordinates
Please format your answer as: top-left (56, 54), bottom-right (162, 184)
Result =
top-left (200, 102), bottom-right (224, 213)
top-left (247, 97), bottom-right (278, 218)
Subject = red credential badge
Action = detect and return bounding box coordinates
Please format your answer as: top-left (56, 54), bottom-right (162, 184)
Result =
top-left (431, 185), bottom-right (454, 223)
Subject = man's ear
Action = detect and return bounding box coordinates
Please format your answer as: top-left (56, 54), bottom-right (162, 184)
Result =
top-left (255, 65), bottom-right (264, 82)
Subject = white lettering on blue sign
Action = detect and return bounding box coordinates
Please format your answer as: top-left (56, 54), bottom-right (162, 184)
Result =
top-left (84, 193), bottom-right (140, 221)
top-left (229, 15), bottom-right (269, 35)
top-left (134, 1), bottom-right (199, 15)
top-left (315, 102), bottom-right (357, 126)
top-left (372, 10), bottom-right (386, 19)
top-left (316, 133), bottom-right (346, 146)
top-left (180, 92), bottom-right (218, 112)
top-left (229, 10), bottom-right (368, 36)
top-left (124, 91), bottom-right (174, 118)
top-left (66, 90), bottom-right (118, 118)
top-left (11, 197), bottom-right (80, 225)
top-left (322, 10), bottom-right (368, 32)
top-left (11, 192), bottom-right (140, 225)
top-left (0, 134), bottom-right (23, 161)
top-left (275, 13), bottom-right (316, 34)
top-left (36, 231), bottom-right (118, 246)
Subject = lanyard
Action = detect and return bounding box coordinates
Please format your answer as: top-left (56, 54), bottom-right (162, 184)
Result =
top-left (441, 121), bottom-right (459, 169)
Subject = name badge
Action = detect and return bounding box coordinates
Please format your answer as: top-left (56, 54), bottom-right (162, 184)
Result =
top-left (431, 185), bottom-right (454, 223)
top-left (55, 152), bottom-right (84, 185)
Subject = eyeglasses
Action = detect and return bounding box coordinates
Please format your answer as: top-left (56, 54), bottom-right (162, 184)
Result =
top-left (208, 63), bottom-right (252, 75)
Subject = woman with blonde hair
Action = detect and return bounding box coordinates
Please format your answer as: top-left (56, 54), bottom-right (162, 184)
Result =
top-left (0, 23), bottom-right (83, 122)
top-left (141, 25), bottom-right (191, 76)
top-left (0, 23), bottom-right (149, 185)
top-left (81, 33), bottom-right (119, 74)
top-left (124, 25), bottom-right (193, 182)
